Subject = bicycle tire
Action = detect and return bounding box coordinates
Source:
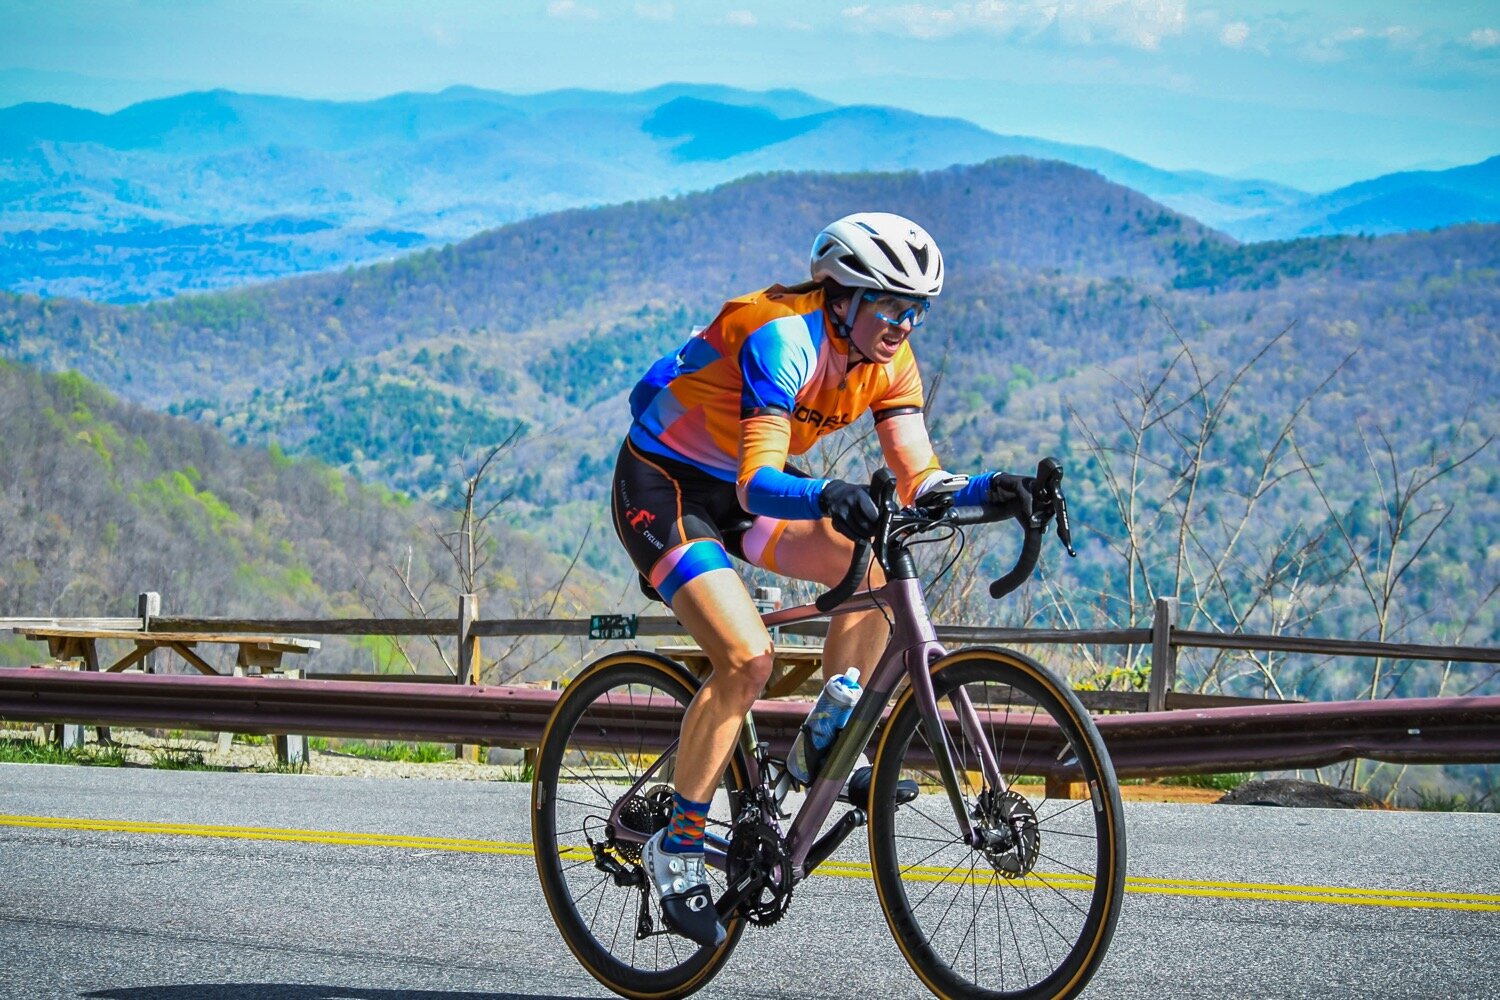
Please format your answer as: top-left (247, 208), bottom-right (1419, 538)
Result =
top-left (868, 647), bottom-right (1126, 1000)
top-left (532, 651), bottom-right (748, 1000)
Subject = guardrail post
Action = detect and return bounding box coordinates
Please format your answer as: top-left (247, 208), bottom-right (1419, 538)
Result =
top-left (1148, 597), bottom-right (1178, 713)
top-left (457, 594), bottom-right (481, 762)
top-left (137, 592), bottom-right (161, 673)
top-left (273, 668), bottom-right (309, 766)
top-left (57, 661), bottom-right (86, 750)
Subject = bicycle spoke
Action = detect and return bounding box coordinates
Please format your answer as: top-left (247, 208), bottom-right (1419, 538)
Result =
top-left (1026, 867), bottom-right (1094, 918)
top-left (1032, 848), bottom-right (1102, 883)
top-left (909, 855), bottom-right (974, 915)
top-left (892, 831), bottom-right (966, 847)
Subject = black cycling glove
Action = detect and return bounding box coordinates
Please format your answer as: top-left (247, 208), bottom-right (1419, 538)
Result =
top-left (988, 472), bottom-right (1037, 523)
top-left (819, 479), bottom-right (881, 540)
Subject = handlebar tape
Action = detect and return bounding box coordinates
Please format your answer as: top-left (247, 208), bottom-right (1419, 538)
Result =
top-left (989, 526), bottom-right (1043, 600)
top-left (816, 539), bottom-right (873, 613)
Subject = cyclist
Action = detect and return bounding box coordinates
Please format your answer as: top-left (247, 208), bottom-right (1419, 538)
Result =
top-left (611, 212), bottom-right (1035, 947)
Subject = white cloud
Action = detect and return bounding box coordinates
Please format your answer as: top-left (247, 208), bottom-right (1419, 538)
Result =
top-left (546, 1), bottom-right (600, 20)
top-left (1464, 27), bottom-right (1499, 49)
top-left (1378, 25), bottom-right (1419, 46)
top-left (423, 22), bottom-right (456, 47)
top-left (1220, 21), bottom-right (1249, 48)
top-left (725, 10), bottom-right (758, 27)
top-left (633, 2), bottom-right (674, 21)
top-left (840, 1), bottom-right (1188, 50)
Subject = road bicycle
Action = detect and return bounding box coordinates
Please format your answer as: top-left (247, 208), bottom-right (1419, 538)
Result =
top-left (532, 460), bottom-right (1125, 1000)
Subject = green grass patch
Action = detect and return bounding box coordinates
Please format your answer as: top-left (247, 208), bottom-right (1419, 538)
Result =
top-left (148, 746), bottom-right (226, 771)
top-left (1411, 789), bottom-right (1498, 813)
top-left (1161, 772), bottom-right (1252, 791)
top-left (495, 759), bottom-right (536, 783)
top-left (315, 738), bottom-right (452, 763)
top-left (0, 736), bottom-right (128, 767)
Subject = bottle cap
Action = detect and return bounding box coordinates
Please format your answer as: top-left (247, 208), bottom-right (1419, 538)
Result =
top-left (843, 667), bottom-right (861, 684)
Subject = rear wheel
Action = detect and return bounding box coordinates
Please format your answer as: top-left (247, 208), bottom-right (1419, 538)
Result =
top-left (532, 651), bottom-right (748, 1000)
top-left (868, 647), bottom-right (1126, 1000)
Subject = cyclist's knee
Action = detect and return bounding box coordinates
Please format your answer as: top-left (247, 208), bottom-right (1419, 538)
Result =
top-left (712, 647), bottom-right (775, 706)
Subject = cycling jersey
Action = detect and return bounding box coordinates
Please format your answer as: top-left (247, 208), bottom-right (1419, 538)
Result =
top-left (628, 283), bottom-right (944, 517)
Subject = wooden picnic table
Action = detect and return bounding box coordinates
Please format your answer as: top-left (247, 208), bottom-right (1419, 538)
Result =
top-left (657, 643), bottom-right (825, 699)
top-left (14, 627), bottom-right (320, 676)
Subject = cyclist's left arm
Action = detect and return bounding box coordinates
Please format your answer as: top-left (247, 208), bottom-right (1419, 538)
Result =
top-left (875, 350), bottom-right (998, 509)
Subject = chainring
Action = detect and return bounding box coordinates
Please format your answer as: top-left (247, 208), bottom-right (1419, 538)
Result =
top-left (976, 788), bottom-right (1041, 878)
top-left (727, 819), bottom-right (794, 928)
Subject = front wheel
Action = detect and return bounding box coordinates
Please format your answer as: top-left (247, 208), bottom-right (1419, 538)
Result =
top-left (868, 647), bottom-right (1126, 1000)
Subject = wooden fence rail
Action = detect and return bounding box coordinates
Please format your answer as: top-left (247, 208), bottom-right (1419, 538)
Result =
top-left (9, 591), bottom-right (1499, 716)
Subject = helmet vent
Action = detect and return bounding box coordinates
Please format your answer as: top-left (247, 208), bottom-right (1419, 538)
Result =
top-left (855, 221), bottom-right (879, 235)
top-left (911, 244), bottom-right (929, 271)
top-left (870, 237), bottom-right (905, 272)
top-left (840, 254), bottom-right (874, 278)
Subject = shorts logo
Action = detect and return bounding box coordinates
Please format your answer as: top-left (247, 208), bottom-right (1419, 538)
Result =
top-left (627, 508), bottom-right (656, 532)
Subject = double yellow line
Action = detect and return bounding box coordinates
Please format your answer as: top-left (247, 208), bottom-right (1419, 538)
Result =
top-left (4, 813), bottom-right (1496, 913)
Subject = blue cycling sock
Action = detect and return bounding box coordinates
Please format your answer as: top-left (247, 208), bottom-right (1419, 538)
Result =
top-left (662, 792), bottom-right (710, 854)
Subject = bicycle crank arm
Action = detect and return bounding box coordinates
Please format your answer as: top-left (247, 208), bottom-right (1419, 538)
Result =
top-left (801, 807), bottom-right (867, 877)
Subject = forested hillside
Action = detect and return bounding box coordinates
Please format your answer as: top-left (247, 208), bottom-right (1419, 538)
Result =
top-left (2, 158), bottom-right (1496, 733)
top-left (0, 361), bottom-right (605, 678)
top-left (0, 158), bottom-right (1212, 407)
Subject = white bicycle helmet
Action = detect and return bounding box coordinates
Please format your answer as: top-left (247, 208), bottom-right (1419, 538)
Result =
top-left (810, 212), bottom-right (944, 298)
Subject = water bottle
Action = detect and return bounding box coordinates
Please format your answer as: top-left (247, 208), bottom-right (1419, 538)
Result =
top-left (786, 667), bottom-right (862, 785)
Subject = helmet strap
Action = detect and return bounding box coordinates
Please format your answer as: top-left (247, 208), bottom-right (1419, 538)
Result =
top-left (832, 291), bottom-right (857, 338)
top-left (839, 295), bottom-right (876, 367)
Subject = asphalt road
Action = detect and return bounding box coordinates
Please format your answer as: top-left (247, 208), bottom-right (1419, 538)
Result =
top-left (1, 764), bottom-right (1496, 1000)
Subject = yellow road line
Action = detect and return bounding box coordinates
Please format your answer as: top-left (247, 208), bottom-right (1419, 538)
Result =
top-left (4, 813), bottom-right (1496, 913)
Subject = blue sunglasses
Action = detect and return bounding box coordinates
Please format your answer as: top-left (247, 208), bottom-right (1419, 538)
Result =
top-left (861, 291), bottom-right (930, 329)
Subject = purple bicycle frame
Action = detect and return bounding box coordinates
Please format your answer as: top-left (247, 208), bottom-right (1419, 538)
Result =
top-left (607, 574), bottom-right (1008, 881)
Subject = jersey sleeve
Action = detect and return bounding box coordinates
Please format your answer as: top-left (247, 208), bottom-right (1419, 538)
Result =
top-left (875, 411), bottom-right (944, 506)
top-left (739, 316), bottom-right (817, 416)
top-left (736, 413), bottom-right (826, 519)
top-left (732, 317), bottom-right (828, 519)
top-left (871, 343), bottom-right (926, 419)
top-left (869, 346), bottom-right (938, 503)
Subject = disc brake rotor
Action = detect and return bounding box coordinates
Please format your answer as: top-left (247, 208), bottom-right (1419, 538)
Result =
top-left (976, 788), bottom-right (1041, 878)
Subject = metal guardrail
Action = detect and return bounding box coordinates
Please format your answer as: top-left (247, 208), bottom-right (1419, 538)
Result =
top-left (6, 592), bottom-right (1498, 772)
top-left (2, 668), bottom-right (1496, 779)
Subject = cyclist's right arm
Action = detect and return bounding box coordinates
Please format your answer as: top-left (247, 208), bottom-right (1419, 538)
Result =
top-left (733, 317), bottom-right (829, 520)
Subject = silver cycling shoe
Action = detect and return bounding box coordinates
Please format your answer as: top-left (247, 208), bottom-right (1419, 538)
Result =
top-left (640, 828), bottom-right (726, 948)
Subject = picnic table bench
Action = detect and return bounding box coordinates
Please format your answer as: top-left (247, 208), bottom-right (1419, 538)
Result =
top-left (14, 626), bottom-right (321, 763)
top-left (14, 627), bottom-right (320, 676)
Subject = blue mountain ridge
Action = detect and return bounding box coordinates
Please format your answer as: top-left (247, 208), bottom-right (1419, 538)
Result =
top-left (2, 84), bottom-right (1494, 303)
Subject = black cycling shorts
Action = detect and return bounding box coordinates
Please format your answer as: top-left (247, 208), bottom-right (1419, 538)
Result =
top-left (611, 438), bottom-right (791, 605)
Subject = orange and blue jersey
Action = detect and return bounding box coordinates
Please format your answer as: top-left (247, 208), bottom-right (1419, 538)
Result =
top-left (629, 283), bottom-right (959, 519)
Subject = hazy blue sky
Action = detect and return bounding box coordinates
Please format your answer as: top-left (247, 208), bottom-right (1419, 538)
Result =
top-left (3, 1), bottom-right (1497, 189)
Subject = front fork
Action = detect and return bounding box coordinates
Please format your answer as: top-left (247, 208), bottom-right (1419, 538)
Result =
top-left (906, 646), bottom-right (1009, 850)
